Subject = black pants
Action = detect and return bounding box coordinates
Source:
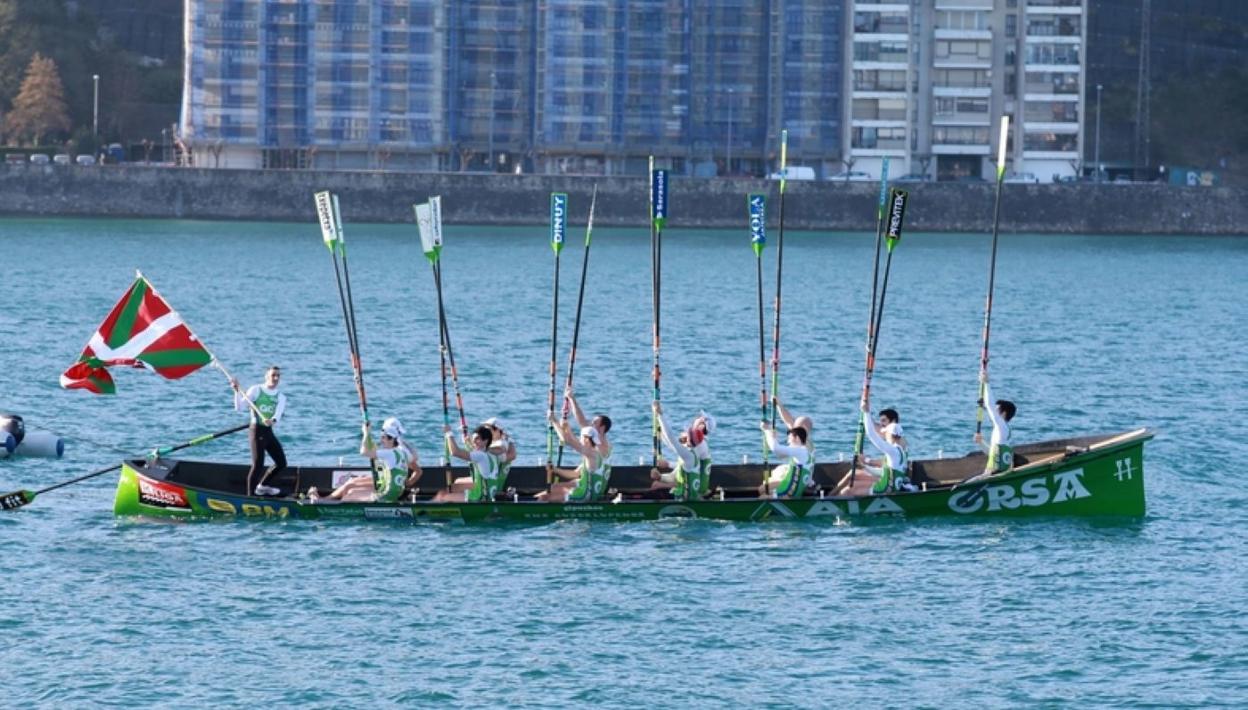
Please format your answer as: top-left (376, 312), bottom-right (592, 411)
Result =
top-left (249, 424), bottom-right (287, 487)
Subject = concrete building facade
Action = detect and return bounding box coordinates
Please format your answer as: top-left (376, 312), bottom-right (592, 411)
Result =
top-left (845, 0), bottom-right (1085, 184)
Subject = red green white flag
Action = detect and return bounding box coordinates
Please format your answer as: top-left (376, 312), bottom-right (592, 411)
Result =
top-left (60, 273), bottom-right (213, 394)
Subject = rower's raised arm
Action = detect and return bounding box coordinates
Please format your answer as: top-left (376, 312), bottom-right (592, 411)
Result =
top-left (444, 429), bottom-right (470, 461)
top-left (774, 396), bottom-right (796, 429)
top-left (565, 389), bottom-right (590, 428)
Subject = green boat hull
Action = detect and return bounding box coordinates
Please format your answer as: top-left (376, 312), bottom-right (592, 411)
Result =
top-left (114, 429), bottom-right (1152, 523)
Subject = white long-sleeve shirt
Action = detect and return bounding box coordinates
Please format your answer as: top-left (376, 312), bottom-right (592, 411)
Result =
top-left (983, 380), bottom-right (1010, 447)
top-left (863, 412), bottom-right (904, 471)
top-left (765, 430), bottom-right (811, 468)
top-left (657, 410), bottom-right (697, 471)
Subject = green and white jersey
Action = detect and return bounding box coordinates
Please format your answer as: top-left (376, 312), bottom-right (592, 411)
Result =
top-left (593, 443), bottom-right (613, 497)
top-left (565, 451), bottom-right (602, 503)
top-left (983, 381), bottom-right (1014, 473)
top-left (768, 439), bottom-right (811, 498)
top-left (372, 446), bottom-right (411, 503)
top-left (864, 414), bottom-right (912, 494)
top-left (466, 449), bottom-right (501, 503)
top-left (673, 455), bottom-right (713, 501)
top-left (238, 385), bottom-right (286, 426)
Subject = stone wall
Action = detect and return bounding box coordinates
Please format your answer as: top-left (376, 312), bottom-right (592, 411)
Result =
top-left (1, 164), bottom-right (1244, 234)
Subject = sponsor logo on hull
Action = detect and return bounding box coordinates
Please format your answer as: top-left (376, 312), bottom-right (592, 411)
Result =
top-left (948, 470), bottom-right (1092, 514)
top-left (363, 507), bottom-right (414, 520)
top-left (138, 477), bottom-right (190, 510)
top-left (199, 494), bottom-right (291, 518)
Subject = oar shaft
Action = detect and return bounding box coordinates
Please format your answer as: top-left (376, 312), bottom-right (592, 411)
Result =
top-left (547, 248), bottom-right (561, 463)
top-left (977, 172), bottom-right (1006, 434)
top-left (433, 262), bottom-right (469, 442)
top-left (769, 131), bottom-right (788, 429)
top-left (336, 247), bottom-right (371, 425)
top-left (757, 254), bottom-right (768, 463)
top-left (557, 188), bottom-right (597, 467)
top-left (2, 424), bottom-right (249, 510)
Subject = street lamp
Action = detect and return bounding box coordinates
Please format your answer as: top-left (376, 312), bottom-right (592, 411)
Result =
top-left (92, 74), bottom-right (99, 138)
top-left (488, 71), bottom-right (496, 172)
top-left (726, 88), bottom-right (734, 176)
top-left (1094, 83), bottom-right (1103, 183)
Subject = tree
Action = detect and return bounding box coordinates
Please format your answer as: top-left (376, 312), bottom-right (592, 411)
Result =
top-left (4, 52), bottom-right (71, 145)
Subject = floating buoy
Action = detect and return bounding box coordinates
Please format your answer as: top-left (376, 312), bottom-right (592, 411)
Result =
top-left (0, 414), bottom-right (64, 459)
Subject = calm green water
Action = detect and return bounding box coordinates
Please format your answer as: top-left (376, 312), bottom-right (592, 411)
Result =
top-left (1, 217), bottom-right (1246, 706)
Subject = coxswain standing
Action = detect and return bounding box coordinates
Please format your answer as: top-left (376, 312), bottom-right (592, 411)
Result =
top-left (231, 365), bottom-right (287, 496)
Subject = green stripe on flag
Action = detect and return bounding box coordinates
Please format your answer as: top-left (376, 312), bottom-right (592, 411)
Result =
top-left (137, 348), bottom-right (214, 370)
top-left (108, 279), bottom-right (148, 350)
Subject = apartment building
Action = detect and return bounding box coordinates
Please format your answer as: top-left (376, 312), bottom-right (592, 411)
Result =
top-left (845, 0), bottom-right (1085, 183)
top-left (179, 0), bottom-right (843, 175)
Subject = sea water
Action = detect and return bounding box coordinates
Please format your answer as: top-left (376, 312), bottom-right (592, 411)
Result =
top-left (0, 218), bottom-right (1245, 706)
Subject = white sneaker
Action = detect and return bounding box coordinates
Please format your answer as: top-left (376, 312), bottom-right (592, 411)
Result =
top-left (254, 484), bottom-right (280, 496)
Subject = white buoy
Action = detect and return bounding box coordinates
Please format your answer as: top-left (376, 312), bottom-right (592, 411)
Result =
top-left (15, 431), bottom-right (63, 458)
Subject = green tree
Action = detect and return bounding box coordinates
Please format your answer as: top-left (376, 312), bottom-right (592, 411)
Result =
top-left (4, 52), bottom-right (71, 144)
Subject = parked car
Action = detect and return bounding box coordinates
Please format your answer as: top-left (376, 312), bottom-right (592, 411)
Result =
top-left (1004, 172), bottom-right (1040, 184)
top-left (828, 170), bottom-right (872, 182)
top-left (893, 173), bottom-right (931, 183)
top-left (52, 153), bottom-right (71, 165)
top-left (767, 166), bottom-right (816, 181)
top-left (29, 153), bottom-right (50, 165)
top-left (5, 153), bottom-right (26, 164)
top-left (75, 154), bottom-right (97, 166)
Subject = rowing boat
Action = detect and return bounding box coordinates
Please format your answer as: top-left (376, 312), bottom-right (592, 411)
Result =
top-left (113, 428), bottom-right (1152, 522)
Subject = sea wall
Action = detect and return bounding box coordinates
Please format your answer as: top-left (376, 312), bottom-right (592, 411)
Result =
top-left (1, 163), bottom-right (1243, 234)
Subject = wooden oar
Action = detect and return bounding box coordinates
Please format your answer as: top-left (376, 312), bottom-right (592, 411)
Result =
top-left (1, 424), bottom-right (248, 511)
top-left (848, 156), bottom-right (891, 486)
top-left (768, 129), bottom-right (789, 430)
top-left (840, 187), bottom-right (910, 494)
top-left (546, 192), bottom-right (568, 464)
top-left (976, 116), bottom-right (1011, 435)
top-left (557, 184), bottom-right (598, 467)
top-left (748, 193), bottom-right (768, 465)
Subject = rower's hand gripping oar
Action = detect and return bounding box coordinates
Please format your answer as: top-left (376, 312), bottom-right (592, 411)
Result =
top-left (976, 116), bottom-right (1010, 436)
top-left (842, 187), bottom-right (910, 494)
top-left (546, 192), bottom-right (568, 465)
top-left (556, 184), bottom-right (598, 467)
top-left (1, 423), bottom-right (248, 511)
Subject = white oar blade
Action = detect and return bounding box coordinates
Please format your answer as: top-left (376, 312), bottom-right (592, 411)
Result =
top-left (314, 191), bottom-right (340, 250)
